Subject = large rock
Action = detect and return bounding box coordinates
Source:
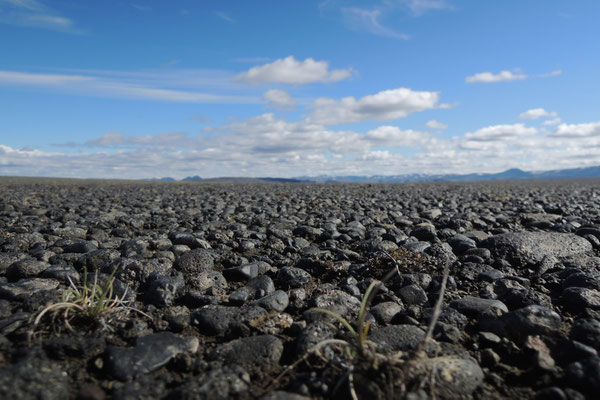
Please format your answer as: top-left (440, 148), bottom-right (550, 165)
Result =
top-left (481, 232), bottom-right (592, 268)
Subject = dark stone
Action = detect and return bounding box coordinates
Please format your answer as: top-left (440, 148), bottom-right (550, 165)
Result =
top-left (495, 305), bottom-right (562, 339)
top-left (368, 325), bottom-right (426, 354)
top-left (208, 335), bottom-right (283, 378)
top-left (276, 267), bottom-right (312, 289)
top-left (105, 332), bottom-right (199, 381)
top-left (0, 350), bottom-right (69, 399)
top-left (370, 301), bottom-right (404, 324)
top-left (397, 284), bottom-right (428, 306)
top-left (570, 319), bottom-right (600, 351)
top-left (39, 264), bottom-right (80, 284)
top-left (172, 366), bottom-right (250, 400)
top-left (563, 287), bottom-right (600, 310)
top-left (0, 278), bottom-right (60, 300)
top-left (145, 271), bottom-right (185, 307)
top-left (407, 356), bottom-right (484, 398)
top-left (252, 290), bottom-right (289, 312)
top-left (191, 305), bottom-right (267, 336)
top-left (449, 296), bottom-right (508, 318)
top-left (64, 240), bottom-right (98, 254)
top-left (174, 249), bottom-right (215, 273)
top-left (566, 356), bottom-right (600, 393)
top-left (6, 259), bottom-right (49, 281)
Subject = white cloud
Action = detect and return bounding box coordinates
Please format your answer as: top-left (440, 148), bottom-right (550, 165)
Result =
top-left (465, 70), bottom-right (527, 83)
top-left (365, 126), bottom-right (428, 147)
top-left (341, 7), bottom-right (410, 40)
top-left (4, 115), bottom-right (600, 179)
top-left (397, 0), bottom-right (452, 16)
top-left (463, 124), bottom-right (537, 142)
top-left (551, 122), bottom-right (600, 138)
top-left (309, 87), bottom-right (440, 125)
top-left (262, 89), bottom-right (296, 110)
top-left (235, 56), bottom-right (353, 85)
top-left (542, 117), bottom-right (562, 126)
top-left (0, 69), bottom-right (258, 104)
top-left (0, 0), bottom-right (79, 32)
top-left (361, 150), bottom-right (392, 161)
top-left (426, 120), bottom-right (447, 129)
top-left (519, 108), bottom-right (558, 120)
top-left (83, 132), bottom-right (194, 149)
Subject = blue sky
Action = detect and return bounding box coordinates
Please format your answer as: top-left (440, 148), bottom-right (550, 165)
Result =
top-left (1, 0), bottom-right (599, 179)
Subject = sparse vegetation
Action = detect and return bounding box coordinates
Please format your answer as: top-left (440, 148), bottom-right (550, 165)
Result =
top-left (30, 265), bottom-right (146, 335)
top-left (269, 250), bottom-right (450, 398)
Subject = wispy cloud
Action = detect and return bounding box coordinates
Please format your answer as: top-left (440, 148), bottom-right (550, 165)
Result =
top-left (0, 0), bottom-right (80, 33)
top-left (396, 0), bottom-right (452, 16)
top-left (538, 69), bottom-right (562, 78)
top-left (131, 4), bottom-right (152, 12)
top-left (216, 11), bottom-right (235, 23)
top-left (466, 69), bottom-right (562, 84)
top-left (0, 69), bottom-right (259, 103)
top-left (465, 70), bottom-right (527, 83)
top-left (236, 56), bottom-right (354, 85)
top-left (341, 7), bottom-right (410, 40)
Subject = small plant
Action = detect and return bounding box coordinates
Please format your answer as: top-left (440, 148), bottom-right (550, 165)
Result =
top-left (268, 249), bottom-right (450, 399)
top-left (31, 265), bottom-right (145, 334)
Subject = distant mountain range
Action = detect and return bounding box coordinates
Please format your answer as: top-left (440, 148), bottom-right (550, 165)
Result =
top-left (298, 166), bottom-right (600, 183)
top-left (147, 165), bottom-right (600, 183)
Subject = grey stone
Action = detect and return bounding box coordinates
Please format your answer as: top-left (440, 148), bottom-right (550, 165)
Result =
top-left (570, 319), bottom-right (600, 351)
top-left (6, 259), bottom-right (50, 281)
top-left (449, 296), bottom-right (508, 318)
top-left (174, 249), bottom-right (215, 273)
top-left (369, 325), bottom-right (426, 354)
top-left (407, 356), bottom-right (484, 398)
top-left (448, 234), bottom-right (477, 255)
top-left (296, 321), bottom-right (336, 354)
top-left (191, 305), bottom-right (267, 336)
top-left (208, 335), bottom-right (283, 378)
top-left (410, 224), bottom-right (437, 242)
top-left (0, 278), bottom-right (60, 300)
top-left (311, 289), bottom-right (361, 319)
top-left (39, 264), bottom-right (80, 284)
top-left (0, 351), bottom-right (69, 399)
top-left (190, 271), bottom-right (227, 292)
top-left (566, 356), bottom-right (600, 393)
top-left (145, 271), bottom-right (185, 307)
top-left (105, 332), bottom-right (199, 381)
top-left (563, 287), bottom-right (600, 310)
top-left (498, 305), bottom-right (562, 339)
top-left (168, 232), bottom-right (210, 249)
top-left (276, 267), bottom-right (312, 289)
top-left (253, 290), bottom-right (289, 312)
top-left (370, 301), bottom-right (404, 324)
top-left (397, 284), bottom-right (428, 306)
top-left (174, 366), bottom-right (250, 400)
top-left (64, 240), bottom-right (98, 254)
top-left (481, 232), bottom-right (592, 268)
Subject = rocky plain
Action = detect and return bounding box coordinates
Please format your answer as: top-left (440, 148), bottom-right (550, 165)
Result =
top-left (1, 177), bottom-right (600, 399)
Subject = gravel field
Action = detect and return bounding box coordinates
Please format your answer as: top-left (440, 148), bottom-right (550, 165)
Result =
top-left (2, 177), bottom-right (600, 399)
